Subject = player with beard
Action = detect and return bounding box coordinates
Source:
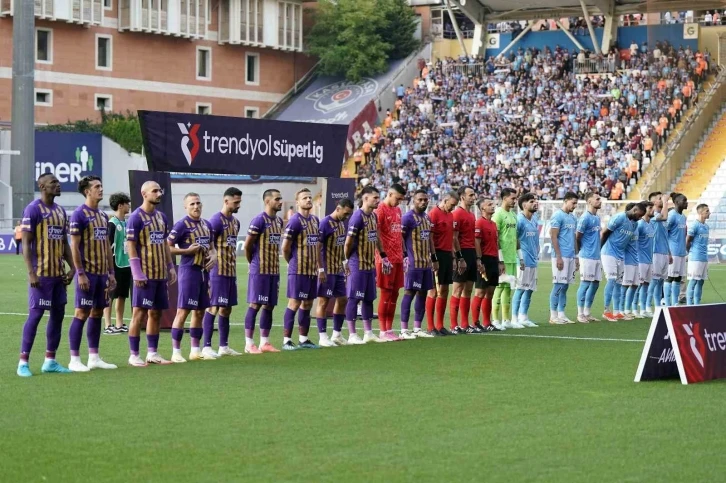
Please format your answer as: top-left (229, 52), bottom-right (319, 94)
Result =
top-left (686, 204), bottom-right (710, 305)
top-left (492, 188), bottom-right (520, 330)
top-left (126, 181), bottom-right (178, 366)
top-left (511, 193), bottom-right (540, 326)
top-left (634, 201), bottom-right (656, 317)
top-left (17, 173), bottom-right (75, 377)
top-left (549, 192), bottom-right (579, 325)
top-left (647, 192), bottom-right (670, 312)
top-left (374, 184), bottom-right (406, 341)
top-left (575, 191), bottom-right (602, 323)
top-left (664, 192), bottom-right (689, 306)
top-left (67, 176), bottom-right (118, 372)
top-left (450, 186), bottom-right (478, 334)
top-left (244, 189), bottom-right (284, 352)
top-left (168, 193), bottom-right (218, 362)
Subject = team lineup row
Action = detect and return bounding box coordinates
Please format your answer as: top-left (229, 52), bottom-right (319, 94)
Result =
top-left (15, 174), bottom-right (710, 376)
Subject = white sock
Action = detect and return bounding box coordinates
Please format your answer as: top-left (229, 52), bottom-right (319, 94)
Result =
top-left (558, 311), bottom-right (566, 319)
top-left (19, 360), bottom-right (28, 366)
top-left (260, 336), bottom-right (269, 345)
top-left (245, 337), bottom-right (254, 346)
top-left (550, 310), bottom-right (557, 319)
top-left (319, 332), bottom-right (329, 340)
top-left (413, 327), bottom-right (421, 332)
top-left (332, 330), bottom-right (342, 338)
top-left (147, 351), bottom-right (157, 357)
top-left (577, 306), bottom-right (583, 316)
top-left (624, 310), bottom-right (631, 314)
top-left (300, 336), bottom-right (309, 343)
top-left (190, 347), bottom-right (199, 354)
top-left (70, 355), bottom-right (81, 363)
top-left (173, 348), bottom-right (181, 354)
top-left (364, 330), bottom-right (374, 336)
top-left (584, 307), bottom-right (591, 316)
top-left (45, 357), bottom-right (55, 363)
top-left (88, 353), bottom-right (99, 361)
top-left (518, 314), bottom-right (527, 323)
top-left (283, 337), bottom-right (291, 344)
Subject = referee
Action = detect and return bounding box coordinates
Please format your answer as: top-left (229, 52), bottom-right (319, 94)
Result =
top-left (451, 186), bottom-right (479, 334)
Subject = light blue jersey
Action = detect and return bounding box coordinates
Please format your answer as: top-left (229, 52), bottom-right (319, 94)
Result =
top-left (687, 220), bottom-right (709, 262)
top-left (652, 212), bottom-right (669, 255)
top-left (602, 212), bottom-right (635, 260)
top-left (517, 213), bottom-right (540, 268)
top-left (576, 210), bottom-right (601, 260)
top-left (637, 219), bottom-right (655, 265)
top-left (624, 229), bottom-right (639, 266)
top-left (666, 210), bottom-right (687, 257)
top-left (550, 209), bottom-right (577, 258)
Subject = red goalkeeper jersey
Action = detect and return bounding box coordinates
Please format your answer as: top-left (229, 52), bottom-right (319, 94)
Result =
top-left (375, 202), bottom-right (403, 263)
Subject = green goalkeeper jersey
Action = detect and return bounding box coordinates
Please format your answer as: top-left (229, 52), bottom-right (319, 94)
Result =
top-left (493, 207), bottom-right (518, 263)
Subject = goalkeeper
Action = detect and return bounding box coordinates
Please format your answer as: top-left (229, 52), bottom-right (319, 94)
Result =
top-left (492, 188), bottom-right (521, 330)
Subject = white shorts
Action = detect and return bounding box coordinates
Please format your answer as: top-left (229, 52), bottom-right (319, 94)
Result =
top-left (668, 255), bottom-right (687, 278)
top-left (623, 264), bottom-right (639, 286)
top-left (688, 260), bottom-right (708, 281)
top-left (601, 255), bottom-right (624, 283)
top-left (652, 253), bottom-right (669, 280)
top-left (638, 263), bottom-right (653, 284)
top-left (579, 257), bottom-right (602, 282)
top-left (516, 266), bottom-right (538, 291)
top-left (551, 257), bottom-right (576, 284)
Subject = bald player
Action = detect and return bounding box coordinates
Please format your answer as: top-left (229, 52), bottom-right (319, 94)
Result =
top-left (375, 183), bottom-right (406, 341)
top-left (126, 181), bottom-right (177, 366)
top-left (67, 175), bottom-right (118, 372)
top-left (281, 188), bottom-right (322, 350)
top-left (167, 192), bottom-right (218, 363)
top-left (243, 189), bottom-right (284, 353)
top-left (17, 173), bottom-right (75, 377)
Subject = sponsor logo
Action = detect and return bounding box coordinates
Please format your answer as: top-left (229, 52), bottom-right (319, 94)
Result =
top-left (187, 298), bottom-right (198, 307)
top-left (258, 295), bottom-right (269, 303)
top-left (420, 230), bottom-right (430, 241)
top-left (35, 143), bottom-right (98, 184)
top-left (178, 122), bottom-right (201, 165)
top-left (306, 79), bottom-right (378, 113)
top-left (269, 233), bottom-right (281, 245)
top-left (38, 299), bottom-right (52, 307)
top-left (326, 289), bottom-right (333, 297)
top-left (217, 297), bottom-right (229, 305)
top-left (356, 291), bottom-right (365, 298)
top-left (413, 281), bottom-right (422, 289)
top-left (298, 292), bottom-right (308, 299)
top-left (93, 227), bottom-right (107, 240)
top-left (47, 225), bottom-right (64, 240)
top-left (366, 231), bottom-right (377, 242)
top-left (330, 192), bottom-right (350, 199)
top-left (149, 231), bottom-right (165, 244)
top-left (80, 298), bottom-right (93, 306)
top-left (682, 322), bottom-right (706, 367)
top-left (143, 298), bottom-right (153, 307)
top-left (335, 235), bottom-right (345, 246)
top-left (196, 235), bottom-right (211, 248)
top-left (306, 234), bottom-right (320, 246)
top-left (226, 235), bottom-right (236, 247)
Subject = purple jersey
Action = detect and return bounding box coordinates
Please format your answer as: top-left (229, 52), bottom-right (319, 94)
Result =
top-left (248, 212), bottom-right (283, 275)
top-left (126, 208), bottom-right (170, 280)
top-left (21, 199), bottom-right (68, 278)
top-left (320, 215), bottom-right (346, 276)
top-left (209, 212), bottom-right (240, 278)
top-left (168, 216), bottom-right (213, 268)
top-left (402, 210), bottom-right (433, 270)
top-left (69, 205), bottom-right (110, 275)
top-left (346, 209), bottom-right (378, 272)
top-left (284, 213), bottom-right (320, 276)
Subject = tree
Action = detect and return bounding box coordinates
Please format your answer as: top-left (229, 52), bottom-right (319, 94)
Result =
top-left (306, 0), bottom-right (420, 82)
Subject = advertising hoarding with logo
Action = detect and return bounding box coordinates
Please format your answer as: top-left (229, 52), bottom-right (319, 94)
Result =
top-left (635, 304), bottom-right (726, 385)
top-left (138, 110), bottom-right (348, 178)
top-left (325, 178), bottom-right (356, 218)
top-left (35, 132), bottom-right (103, 192)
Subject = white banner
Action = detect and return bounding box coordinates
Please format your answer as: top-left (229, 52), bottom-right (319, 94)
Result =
top-left (683, 23), bottom-right (699, 40)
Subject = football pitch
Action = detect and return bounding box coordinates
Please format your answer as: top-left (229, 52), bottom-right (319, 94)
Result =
top-left (2, 256), bottom-right (726, 482)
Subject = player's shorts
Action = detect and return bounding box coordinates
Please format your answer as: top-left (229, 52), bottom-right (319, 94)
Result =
top-left (688, 260), bottom-right (709, 280)
top-left (516, 266), bottom-right (538, 291)
top-left (318, 274), bottom-right (346, 299)
top-left (579, 257), bottom-right (602, 282)
top-left (177, 265), bottom-right (210, 310)
top-left (287, 274), bottom-right (318, 300)
top-left (551, 256), bottom-right (576, 284)
top-left (29, 276), bottom-right (67, 310)
top-left (75, 273), bottom-right (109, 310)
top-left (638, 263), bottom-right (653, 284)
top-left (376, 261), bottom-right (404, 291)
top-left (623, 264), bottom-right (639, 286)
top-left (405, 268), bottom-right (435, 292)
top-left (210, 275), bottom-right (238, 307)
top-left (110, 265), bottom-right (131, 299)
top-left (475, 255), bottom-right (499, 289)
top-left (668, 255), bottom-right (687, 278)
top-left (132, 279), bottom-right (169, 310)
top-left (435, 250), bottom-right (453, 286)
top-left (652, 253), bottom-right (669, 280)
top-left (347, 269), bottom-right (377, 301)
top-left (601, 255), bottom-right (624, 283)
top-left (247, 274), bottom-right (280, 306)
top-left (453, 248), bottom-right (478, 283)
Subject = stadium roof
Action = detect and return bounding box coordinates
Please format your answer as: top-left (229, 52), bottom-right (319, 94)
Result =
top-left (443, 0), bottom-right (726, 21)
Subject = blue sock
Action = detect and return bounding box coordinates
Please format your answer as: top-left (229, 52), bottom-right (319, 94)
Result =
top-left (585, 281), bottom-right (599, 310)
top-left (671, 280), bottom-right (681, 306)
top-left (663, 281), bottom-right (672, 306)
top-left (558, 284), bottom-right (569, 312)
top-left (645, 282), bottom-right (655, 312)
top-left (695, 280), bottom-right (704, 305)
top-left (549, 284), bottom-right (562, 311)
top-left (577, 281), bottom-right (590, 309)
top-left (604, 279), bottom-right (615, 311)
top-left (613, 283), bottom-right (623, 312)
top-left (639, 283), bottom-right (649, 312)
top-left (625, 286), bottom-right (636, 311)
top-left (521, 290), bottom-right (533, 317)
top-left (686, 279), bottom-right (696, 305)
top-left (512, 289), bottom-right (523, 319)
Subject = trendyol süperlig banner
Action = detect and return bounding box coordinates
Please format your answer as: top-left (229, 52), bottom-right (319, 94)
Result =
top-left (138, 110), bottom-right (348, 178)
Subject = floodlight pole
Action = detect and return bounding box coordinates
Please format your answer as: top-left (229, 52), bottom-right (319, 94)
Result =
top-left (11, 0), bottom-right (36, 220)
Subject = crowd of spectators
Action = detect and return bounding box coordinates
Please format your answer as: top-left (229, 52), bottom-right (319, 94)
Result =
top-left (353, 41), bottom-right (712, 201)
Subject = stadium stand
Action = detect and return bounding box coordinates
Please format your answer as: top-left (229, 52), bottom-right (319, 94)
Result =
top-left (351, 42), bottom-right (713, 202)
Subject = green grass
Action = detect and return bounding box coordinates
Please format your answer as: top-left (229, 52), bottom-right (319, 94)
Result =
top-left (2, 255), bottom-right (726, 482)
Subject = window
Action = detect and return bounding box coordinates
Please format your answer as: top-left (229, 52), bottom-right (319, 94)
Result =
top-left (240, 0), bottom-right (264, 43)
top-left (95, 94), bottom-right (112, 111)
top-left (196, 103), bottom-right (212, 115)
top-left (197, 47), bottom-right (211, 80)
top-left (35, 89), bottom-right (53, 107)
top-left (35, 28), bottom-right (52, 64)
top-left (245, 52), bottom-right (259, 85)
top-left (96, 35), bottom-right (112, 71)
top-left (245, 107), bottom-right (259, 118)
top-left (103, 0), bottom-right (112, 9)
